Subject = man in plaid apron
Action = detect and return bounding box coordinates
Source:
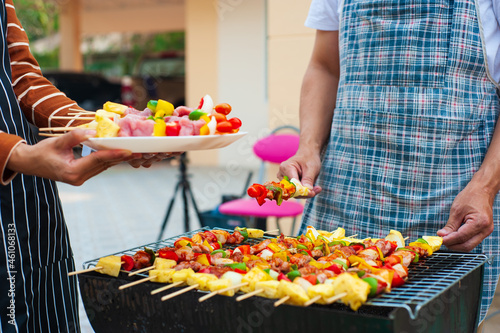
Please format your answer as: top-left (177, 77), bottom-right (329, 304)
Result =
top-left (280, 0), bottom-right (500, 325)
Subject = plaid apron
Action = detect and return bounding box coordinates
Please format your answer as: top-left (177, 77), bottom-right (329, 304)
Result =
top-left (300, 0), bottom-right (500, 322)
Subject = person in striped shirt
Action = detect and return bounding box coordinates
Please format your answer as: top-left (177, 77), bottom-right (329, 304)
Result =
top-left (0, 1), bottom-right (170, 332)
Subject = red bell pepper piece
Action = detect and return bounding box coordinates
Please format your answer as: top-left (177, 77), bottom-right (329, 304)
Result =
top-left (325, 263), bottom-right (342, 275)
top-left (384, 263), bottom-right (406, 288)
top-left (202, 230), bottom-right (218, 243)
top-left (303, 274), bottom-right (318, 285)
top-left (165, 121), bottom-right (181, 136)
top-left (121, 255), bottom-right (135, 271)
top-left (277, 272), bottom-right (292, 282)
top-left (351, 244), bottom-right (365, 252)
top-left (236, 245), bottom-right (251, 255)
top-left (158, 249), bottom-right (179, 263)
top-left (247, 184), bottom-right (268, 206)
top-left (234, 268), bottom-right (247, 274)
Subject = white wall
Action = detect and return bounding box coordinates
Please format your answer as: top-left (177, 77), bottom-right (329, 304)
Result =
top-left (216, 0), bottom-right (268, 172)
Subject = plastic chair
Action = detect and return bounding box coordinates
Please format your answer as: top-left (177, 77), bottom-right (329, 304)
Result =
top-left (218, 126), bottom-right (304, 234)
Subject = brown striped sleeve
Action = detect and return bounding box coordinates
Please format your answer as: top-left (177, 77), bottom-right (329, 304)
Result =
top-left (5, 0), bottom-right (89, 129)
top-left (0, 131), bottom-right (25, 185)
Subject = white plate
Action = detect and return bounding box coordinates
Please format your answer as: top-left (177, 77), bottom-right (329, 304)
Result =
top-left (83, 132), bottom-right (247, 153)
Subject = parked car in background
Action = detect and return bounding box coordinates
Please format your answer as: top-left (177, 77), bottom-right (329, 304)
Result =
top-left (130, 51), bottom-right (185, 110)
top-left (43, 71), bottom-right (122, 111)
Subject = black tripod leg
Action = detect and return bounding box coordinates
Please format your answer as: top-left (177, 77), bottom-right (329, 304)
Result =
top-left (181, 180), bottom-right (190, 233)
top-left (157, 180), bottom-right (182, 241)
top-left (183, 179), bottom-right (204, 227)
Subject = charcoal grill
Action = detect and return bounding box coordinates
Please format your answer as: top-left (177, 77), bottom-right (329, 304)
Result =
top-left (79, 227), bottom-right (489, 333)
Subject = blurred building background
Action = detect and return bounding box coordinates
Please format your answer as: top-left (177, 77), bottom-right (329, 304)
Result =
top-left (21, 0), bottom-right (315, 171)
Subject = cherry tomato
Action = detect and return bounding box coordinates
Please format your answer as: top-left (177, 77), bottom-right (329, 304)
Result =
top-left (228, 117), bottom-right (242, 129)
top-left (217, 121), bottom-right (233, 133)
top-left (121, 255), bottom-right (135, 271)
top-left (212, 113), bottom-right (227, 123)
top-left (303, 275), bottom-right (318, 285)
top-left (215, 103), bottom-right (232, 115)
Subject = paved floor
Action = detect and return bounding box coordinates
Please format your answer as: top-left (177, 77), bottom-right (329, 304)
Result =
top-left (58, 160), bottom-right (500, 333)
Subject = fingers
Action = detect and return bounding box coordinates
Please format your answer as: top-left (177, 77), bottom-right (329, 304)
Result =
top-left (437, 205), bottom-right (465, 237)
top-left (56, 129), bottom-right (96, 150)
top-left (439, 216), bottom-right (494, 252)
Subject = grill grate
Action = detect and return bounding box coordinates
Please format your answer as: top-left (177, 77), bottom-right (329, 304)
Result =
top-left (82, 227), bottom-right (489, 319)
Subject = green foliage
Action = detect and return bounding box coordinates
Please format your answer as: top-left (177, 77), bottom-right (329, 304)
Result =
top-left (14, 0), bottom-right (59, 42)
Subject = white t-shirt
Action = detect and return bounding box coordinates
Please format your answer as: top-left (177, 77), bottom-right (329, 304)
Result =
top-left (305, 0), bottom-right (500, 83)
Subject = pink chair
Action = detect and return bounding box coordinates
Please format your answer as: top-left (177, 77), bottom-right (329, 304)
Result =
top-left (218, 126), bottom-right (304, 234)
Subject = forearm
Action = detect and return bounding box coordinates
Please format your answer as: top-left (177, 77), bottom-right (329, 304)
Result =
top-left (298, 30), bottom-right (340, 155)
top-left (298, 63), bottom-right (339, 154)
top-left (470, 119), bottom-right (500, 200)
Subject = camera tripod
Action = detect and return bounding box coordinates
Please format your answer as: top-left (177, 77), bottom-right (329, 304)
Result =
top-left (157, 153), bottom-right (203, 241)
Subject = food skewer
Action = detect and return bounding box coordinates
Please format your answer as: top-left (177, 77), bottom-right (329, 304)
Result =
top-left (198, 282), bottom-right (249, 302)
top-left (161, 284), bottom-right (199, 301)
top-left (38, 127), bottom-right (78, 132)
top-left (68, 266), bottom-right (102, 276)
top-left (235, 288), bottom-right (264, 302)
top-left (38, 133), bottom-right (63, 137)
top-left (50, 116), bottom-right (95, 120)
top-left (274, 296), bottom-right (290, 307)
top-left (151, 281), bottom-right (184, 295)
top-left (69, 108), bottom-right (93, 113)
top-left (128, 265), bottom-right (155, 277)
top-left (118, 276), bottom-right (156, 290)
top-left (304, 295), bottom-right (322, 307)
top-left (325, 292), bottom-right (348, 304)
top-left (264, 229), bottom-right (280, 234)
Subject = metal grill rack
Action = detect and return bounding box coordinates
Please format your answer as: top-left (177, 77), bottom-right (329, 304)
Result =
top-left (82, 226), bottom-right (489, 320)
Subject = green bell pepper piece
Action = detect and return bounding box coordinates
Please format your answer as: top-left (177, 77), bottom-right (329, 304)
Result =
top-left (286, 270), bottom-right (301, 281)
top-left (211, 249), bottom-right (226, 258)
top-left (188, 109), bottom-right (207, 120)
top-left (362, 277), bottom-right (378, 297)
top-left (147, 100), bottom-right (158, 112)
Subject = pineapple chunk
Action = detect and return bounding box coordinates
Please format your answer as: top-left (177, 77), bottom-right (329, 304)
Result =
top-left (247, 228), bottom-right (264, 238)
top-left (96, 255), bottom-right (121, 277)
top-left (240, 267), bottom-right (273, 293)
top-left (277, 280), bottom-right (310, 306)
top-left (103, 101), bottom-right (128, 114)
top-left (207, 278), bottom-right (234, 296)
top-left (172, 268), bottom-right (195, 284)
top-left (331, 273), bottom-right (370, 311)
top-left (95, 116), bottom-right (120, 138)
top-left (330, 227), bottom-right (346, 239)
top-left (149, 269), bottom-right (174, 283)
top-left (307, 284), bottom-right (337, 305)
top-left (255, 280), bottom-right (280, 299)
top-left (422, 236), bottom-right (443, 252)
top-left (154, 258), bottom-right (177, 271)
top-left (187, 273), bottom-right (218, 291)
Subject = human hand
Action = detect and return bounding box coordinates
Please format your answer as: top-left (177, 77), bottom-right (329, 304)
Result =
top-left (277, 148), bottom-right (322, 198)
top-left (7, 129), bottom-right (137, 185)
top-left (127, 152), bottom-right (182, 168)
top-left (437, 182), bottom-right (495, 252)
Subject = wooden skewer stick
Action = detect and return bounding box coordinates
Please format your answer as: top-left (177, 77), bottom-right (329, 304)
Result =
top-left (264, 229), bottom-right (280, 234)
top-left (404, 237), bottom-right (409, 241)
top-left (118, 276), bottom-right (156, 290)
top-left (38, 133), bottom-right (63, 137)
top-left (346, 234), bottom-right (358, 238)
top-left (198, 282), bottom-right (249, 302)
top-left (68, 112), bottom-right (95, 116)
top-left (38, 127), bottom-right (78, 132)
top-left (151, 281), bottom-right (184, 295)
top-left (50, 116), bottom-right (95, 120)
top-left (68, 266), bottom-right (102, 276)
top-left (325, 292), bottom-right (348, 304)
top-left (69, 108), bottom-right (93, 113)
top-left (304, 295), bottom-right (322, 307)
top-left (235, 288), bottom-right (263, 302)
top-left (274, 295), bottom-right (290, 307)
top-left (128, 265), bottom-right (155, 277)
top-left (161, 284), bottom-right (199, 301)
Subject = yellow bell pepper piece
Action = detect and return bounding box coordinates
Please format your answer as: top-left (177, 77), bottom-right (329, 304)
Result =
top-left (272, 251), bottom-right (288, 262)
top-left (153, 118), bottom-right (166, 136)
top-left (409, 241), bottom-right (433, 256)
top-left (267, 243), bottom-right (282, 253)
top-left (156, 99), bottom-right (174, 116)
top-left (202, 239), bottom-right (214, 252)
